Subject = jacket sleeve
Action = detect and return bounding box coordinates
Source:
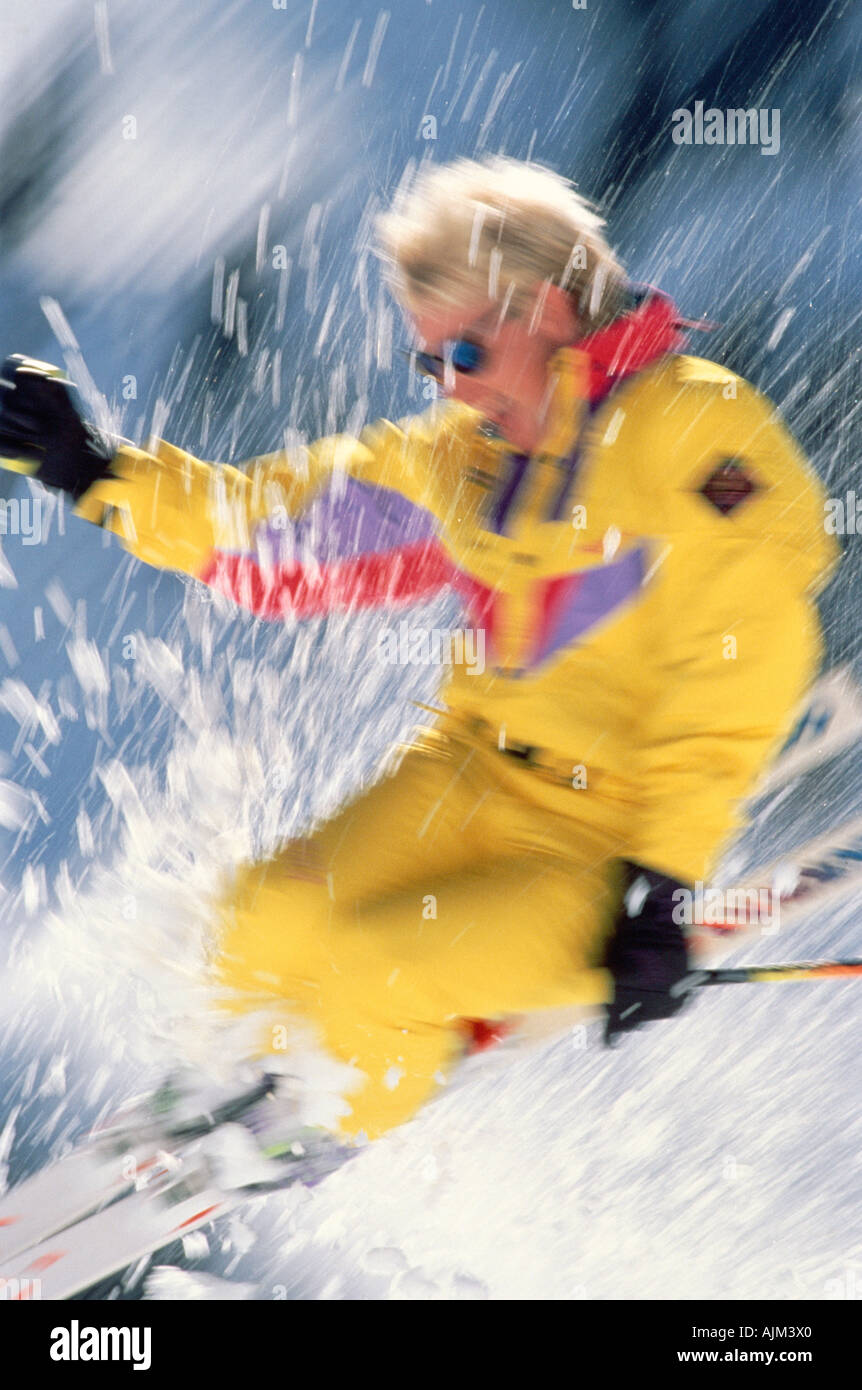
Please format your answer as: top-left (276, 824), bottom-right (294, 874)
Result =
top-left (625, 363), bottom-right (840, 885)
top-left (72, 407), bottom-right (452, 615)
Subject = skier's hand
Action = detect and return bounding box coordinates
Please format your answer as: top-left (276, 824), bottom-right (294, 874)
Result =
top-left (0, 354), bottom-right (118, 503)
top-left (603, 862), bottom-right (694, 1046)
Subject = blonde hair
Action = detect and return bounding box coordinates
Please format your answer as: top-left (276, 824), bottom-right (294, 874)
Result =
top-left (375, 155), bottom-right (627, 331)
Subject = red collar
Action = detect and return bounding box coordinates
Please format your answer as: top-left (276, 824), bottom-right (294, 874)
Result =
top-left (575, 288), bottom-right (689, 404)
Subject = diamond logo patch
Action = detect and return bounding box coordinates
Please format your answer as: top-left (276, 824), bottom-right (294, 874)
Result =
top-left (698, 457), bottom-right (759, 515)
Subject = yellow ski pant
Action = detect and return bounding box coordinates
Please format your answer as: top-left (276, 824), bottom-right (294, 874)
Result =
top-left (212, 729), bottom-right (625, 1140)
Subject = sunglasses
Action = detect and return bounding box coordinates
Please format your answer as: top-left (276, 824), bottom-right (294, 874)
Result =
top-left (407, 338), bottom-right (488, 381)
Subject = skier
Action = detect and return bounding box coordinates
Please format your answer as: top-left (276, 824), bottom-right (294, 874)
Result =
top-left (0, 156), bottom-right (839, 1146)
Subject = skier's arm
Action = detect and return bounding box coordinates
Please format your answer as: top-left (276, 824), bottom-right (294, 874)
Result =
top-left (74, 431), bottom-right (406, 579)
top-left (0, 355), bottom-right (447, 608)
top-left (627, 370), bottom-right (840, 886)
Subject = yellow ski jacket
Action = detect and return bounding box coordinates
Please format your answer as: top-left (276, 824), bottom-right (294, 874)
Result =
top-left (69, 314), bottom-right (838, 883)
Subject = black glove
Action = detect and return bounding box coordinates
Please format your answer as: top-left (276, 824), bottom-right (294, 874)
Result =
top-left (0, 354), bottom-right (118, 503)
top-left (603, 861), bottom-right (694, 1046)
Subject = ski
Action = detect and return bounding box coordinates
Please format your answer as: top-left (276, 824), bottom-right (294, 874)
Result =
top-left (0, 1146), bottom-right (230, 1301)
top-left (731, 811), bottom-right (862, 927)
top-left (0, 1072), bottom-right (275, 1267)
top-left (0, 1143), bottom-right (146, 1269)
top-left (753, 664), bottom-right (862, 795)
top-left (0, 1125), bottom-right (348, 1301)
top-left (0, 1111), bottom-right (349, 1301)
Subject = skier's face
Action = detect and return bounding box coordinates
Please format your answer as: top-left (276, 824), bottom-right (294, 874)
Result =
top-left (409, 285), bottom-right (579, 454)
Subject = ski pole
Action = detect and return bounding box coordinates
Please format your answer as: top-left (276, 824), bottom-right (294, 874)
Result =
top-left (486, 959), bottom-right (862, 1050)
top-left (692, 958), bottom-right (862, 987)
